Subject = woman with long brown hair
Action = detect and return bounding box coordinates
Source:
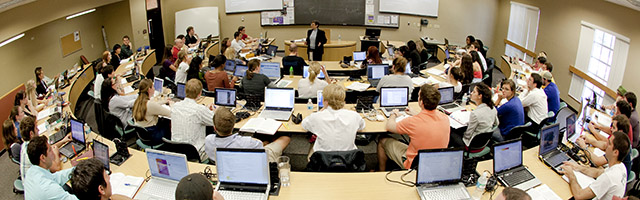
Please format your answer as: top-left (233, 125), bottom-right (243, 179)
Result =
top-left (366, 46), bottom-right (382, 64)
top-left (132, 79), bottom-right (171, 143)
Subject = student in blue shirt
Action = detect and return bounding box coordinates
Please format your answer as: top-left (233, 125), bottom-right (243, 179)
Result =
top-left (492, 79), bottom-right (525, 141)
top-left (542, 71), bottom-right (560, 115)
top-left (71, 158), bottom-right (132, 200)
top-left (24, 136), bottom-right (78, 200)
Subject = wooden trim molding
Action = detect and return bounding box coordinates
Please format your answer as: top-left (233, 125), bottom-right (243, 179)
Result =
top-left (504, 39), bottom-right (537, 58)
top-left (569, 65), bottom-right (616, 98)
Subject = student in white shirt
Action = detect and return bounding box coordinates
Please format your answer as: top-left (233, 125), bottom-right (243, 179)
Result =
top-left (230, 31), bottom-right (247, 53)
top-left (302, 84), bottom-right (365, 155)
top-left (171, 79), bottom-right (215, 160)
top-left (520, 73), bottom-right (548, 125)
top-left (376, 57), bottom-right (413, 99)
top-left (174, 50), bottom-right (191, 84)
top-left (561, 131), bottom-right (629, 200)
top-left (297, 62), bottom-right (330, 98)
top-left (19, 116), bottom-right (70, 181)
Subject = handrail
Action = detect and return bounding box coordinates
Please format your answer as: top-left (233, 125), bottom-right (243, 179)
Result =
top-left (504, 39), bottom-right (537, 58)
top-left (568, 65), bottom-right (616, 98)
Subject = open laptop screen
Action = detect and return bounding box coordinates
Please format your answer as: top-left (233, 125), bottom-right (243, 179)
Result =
top-left (539, 123), bottom-right (560, 155)
top-left (234, 65), bottom-right (248, 77)
top-left (302, 66), bottom-right (325, 79)
top-left (387, 47), bottom-right (394, 58)
top-left (260, 62), bottom-right (281, 79)
top-left (70, 118), bottom-right (85, 143)
top-left (405, 62), bottom-right (412, 74)
top-left (317, 90), bottom-right (324, 109)
top-left (93, 140), bottom-right (110, 171)
top-left (215, 88), bottom-right (236, 107)
top-left (353, 51), bottom-right (366, 62)
top-left (416, 150), bottom-right (463, 185)
top-left (380, 87), bottom-right (409, 107)
top-left (216, 149), bottom-right (269, 185)
top-left (367, 64), bottom-right (388, 80)
top-left (145, 149), bottom-right (189, 182)
top-left (264, 88), bottom-right (295, 109)
top-left (176, 83), bottom-right (186, 99)
top-left (153, 77), bottom-right (164, 94)
top-left (566, 113), bottom-right (577, 141)
top-left (493, 140), bottom-right (522, 173)
top-left (438, 86), bottom-right (455, 105)
top-left (266, 45), bottom-right (278, 56)
top-left (224, 60), bottom-right (236, 72)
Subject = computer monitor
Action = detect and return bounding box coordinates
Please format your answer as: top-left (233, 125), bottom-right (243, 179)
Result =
top-left (416, 149), bottom-right (463, 184)
top-left (176, 83), bottom-right (186, 99)
top-left (259, 62), bottom-right (281, 79)
top-left (153, 77), bottom-right (163, 94)
top-left (367, 64), bottom-right (389, 80)
top-left (145, 149), bottom-right (189, 182)
top-left (234, 65), bottom-right (248, 77)
top-left (566, 113), bottom-right (577, 141)
top-left (365, 28), bottom-right (381, 40)
top-left (224, 60), bottom-right (236, 72)
top-left (214, 88), bottom-right (236, 107)
top-left (493, 139), bottom-right (522, 173)
top-left (353, 51), bottom-right (366, 62)
top-left (302, 65), bottom-right (325, 79)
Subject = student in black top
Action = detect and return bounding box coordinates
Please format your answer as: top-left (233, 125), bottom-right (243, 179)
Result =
top-left (282, 43), bottom-right (307, 75)
top-left (185, 26), bottom-right (199, 48)
top-left (407, 40), bottom-right (422, 74)
top-left (241, 60), bottom-right (272, 97)
top-left (34, 67), bottom-right (47, 96)
top-left (466, 35), bottom-right (476, 48)
top-left (305, 20), bottom-right (327, 61)
top-left (110, 44), bottom-right (122, 68)
top-left (120, 35), bottom-right (133, 58)
top-left (187, 56), bottom-right (204, 89)
top-left (416, 42), bottom-right (430, 63)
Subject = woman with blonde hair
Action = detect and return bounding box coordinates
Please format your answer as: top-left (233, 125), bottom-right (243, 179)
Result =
top-left (297, 62), bottom-right (330, 98)
top-left (175, 50), bottom-right (191, 84)
top-left (25, 79), bottom-right (48, 112)
top-left (132, 79), bottom-right (171, 143)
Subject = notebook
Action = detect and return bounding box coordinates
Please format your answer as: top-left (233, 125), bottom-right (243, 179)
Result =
top-left (539, 123), bottom-right (575, 174)
top-left (260, 62), bottom-right (281, 82)
top-left (234, 65), bottom-right (249, 78)
top-left (258, 88), bottom-right (295, 121)
top-left (437, 86), bottom-right (463, 114)
top-left (302, 65), bottom-right (325, 79)
top-left (367, 64), bottom-right (389, 88)
top-left (59, 118), bottom-right (86, 158)
top-left (353, 51), bottom-right (366, 62)
top-left (215, 148), bottom-right (270, 200)
top-left (153, 77), bottom-right (164, 97)
top-left (415, 148), bottom-right (471, 200)
top-left (493, 139), bottom-right (541, 191)
top-left (135, 149), bottom-right (190, 200)
top-left (214, 88), bottom-right (236, 109)
top-left (379, 87), bottom-right (409, 117)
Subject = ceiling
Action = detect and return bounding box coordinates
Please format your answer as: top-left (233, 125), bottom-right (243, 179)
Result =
top-left (606, 0), bottom-right (640, 12)
top-left (0, 0), bottom-right (35, 13)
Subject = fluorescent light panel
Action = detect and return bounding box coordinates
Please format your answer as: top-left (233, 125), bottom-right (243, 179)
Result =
top-left (66, 8), bottom-right (96, 20)
top-left (0, 33), bottom-right (24, 47)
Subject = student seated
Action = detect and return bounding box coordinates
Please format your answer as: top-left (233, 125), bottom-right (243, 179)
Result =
top-left (110, 44), bottom-right (122, 68)
top-left (132, 79), bottom-right (171, 143)
top-left (175, 173), bottom-right (224, 200)
top-left (120, 35), bottom-right (133, 58)
top-left (590, 101), bottom-right (632, 142)
top-left (34, 67), bottom-right (54, 96)
top-left (440, 66), bottom-right (463, 93)
top-left (159, 45), bottom-right (177, 81)
top-left (377, 84), bottom-right (450, 171)
top-left (175, 50), bottom-right (192, 84)
top-left (187, 56), bottom-right (203, 82)
top-left (416, 42), bottom-right (429, 63)
top-left (185, 26), bottom-right (200, 48)
top-left (205, 108), bottom-right (290, 162)
top-left (624, 92), bottom-right (639, 148)
top-left (561, 131), bottom-right (630, 200)
top-left (520, 73), bottom-right (548, 127)
top-left (297, 62), bottom-right (330, 98)
top-left (94, 65), bottom-right (122, 100)
top-left (26, 79), bottom-right (49, 112)
top-left (10, 106), bottom-right (24, 140)
top-left (172, 37), bottom-right (185, 62)
top-left (282, 43), bottom-right (307, 75)
top-left (241, 60), bottom-right (273, 96)
top-left (469, 42), bottom-right (487, 72)
top-left (24, 136), bottom-right (78, 200)
top-left (102, 78), bottom-right (137, 127)
top-left (205, 55), bottom-right (237, 90)
top-left (469, 51), bottom-right (484, 81)
top-left (376, 57), bottom-right (413, 99)
top-left (406, 41), bottom-right (421, 73)
top-left (578, 115), bottom-right (632, 176)
top-left (366, 46), bottom-right (382, 65)
top-left (493, 80), bottom-right (525, 141)
top-left (302, 84), bottom-right (365, 156)
top-left (459, 54), bottom-right (475, 85)
top-left (71, 158), bottom-right (132, 200)
top-left (3, 119), bottom-right (21, 160)
top-left (450, 83), bottom-right (498, 148)
top-left (542, 71), bottom-right (560, 115)
top-left (494, 187), bottom-right (531, 200)
top-left (171, 79), bottom-right (215, 160)
top-left (20, 116), bottom-right (70, 181)
top-left (220, 37), bottom-right (230, 55)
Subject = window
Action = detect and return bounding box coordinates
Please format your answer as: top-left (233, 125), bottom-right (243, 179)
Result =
top-left (504, 2), bottom-right (540, 63)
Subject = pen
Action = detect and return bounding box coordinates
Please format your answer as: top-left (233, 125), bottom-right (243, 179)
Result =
top-left (282, 122), bottom-right (289, 130)
top-left (72, 145), bottom-right (77, 155)
top-left (76, 157), bottom-right (89, 161)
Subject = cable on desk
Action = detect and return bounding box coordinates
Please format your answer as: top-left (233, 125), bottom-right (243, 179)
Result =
top-left (144, 169), bottom-right (151, 182)
top-left (385, 169), bottom-right (416, 187)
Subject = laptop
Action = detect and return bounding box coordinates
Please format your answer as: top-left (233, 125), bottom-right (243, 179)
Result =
top-left (367, 64), bottom-right (389, 87)
top-left (224, 60), bottom-right (236, 74)
top-left (215, 88), bottom-right (237, 109)
top-left (437, 86), bottom-right (463, 114)
top-left (379, 87), bottom-right (409, 117)
top-left (175, 82), bottom-right (186, 100)
top-left (258, 88), bottom-right (295, 121)
top-left (302, 65), bottom-right (325, 79)
top-left (153, 77), bottom-right (164, 97)
top-left (415, 148), bottom-right (471, 200)
top-left (259, 62), bottom-right (282, 83)
top-left (539, 123), bottom-right (575, 174)
top-left (493, 139), bottom-right (541, 191)
top-left (135, 149), bottom-right (190, 200)
top-left (317, 90), bottom-right (324, 111)
top-left (59, 118), bottom-right (86, 158)
top-left (564, 113), bottom-right (580, 144)
top-left (387, 46), bottom-right (395, 58)
top-left (234, 65), bottom-right (249, 78)
top-left (215, 148), bottom-right (270, 200)
top-left (353, 51), bottom-right (366, 63)
top-left (93, 140), bottom-right (111, 172)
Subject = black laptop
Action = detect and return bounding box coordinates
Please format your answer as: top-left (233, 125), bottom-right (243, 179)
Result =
top-left (539, 123), bottom-right (575, 174)
top-left (493, 139), bottom-right (541, 191)
top-left (59, 118), bottom-right (86, 158)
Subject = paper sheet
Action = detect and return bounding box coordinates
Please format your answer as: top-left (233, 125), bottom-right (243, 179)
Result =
top-left (427, 76), bottom-right (441, 84)
top-left (449, 110), bottom-right (470, 126)
top-left (36, 107), bottom-right (54, 120)
top-left (426, 68), bottom-right (445, 76)
top-left (562, 170), bottom-right (595, 189)
top-left (365, 5), bottom-right (374, 15)
top-left (110, 173), bottom-right (144, 198)
top-left (527, 184), bottom-right (562, 200)
top-left (276, 79), bottom-right (292, 88)
top-left (120, 78), bottom-right (127, 84)
top-left (411, 77), bottom-right (429, 86)
top-left (123, 86), bottom-right (134, 94)
top-left (346, 82), bottom-right (371, 92)
top-left (125, 63), bottom-right (135, 70)
top-left (37, 123), bottom-right (48, 135)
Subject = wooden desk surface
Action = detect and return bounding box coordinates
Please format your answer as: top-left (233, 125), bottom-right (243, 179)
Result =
top-left (269, 56), bottom-right (362, 72)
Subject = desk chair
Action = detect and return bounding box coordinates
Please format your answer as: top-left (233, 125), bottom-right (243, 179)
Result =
top-left (129, 123), bottom-right (164, 150)
top-left (629, 149), bottom-right (638, 183)
top-left (159, 138), bottom-right (201, 163)
top-left (163, 77), bottom-right (177, 94)
top-left (465, 127), bottom-right (497, 159)
top-left (9, 146), bottom-right (23, 194)
top-left (502, 122), bottom-right (532, 141)
top-left (482, 58), bottom-right (495, 87)
top-left (306, 149), bottom-right (366, 172)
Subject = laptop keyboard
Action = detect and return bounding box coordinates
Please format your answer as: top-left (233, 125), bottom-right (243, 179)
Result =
top-left (441, 103), bottom-right (459, 109)
top-left (547, 152), bottom-right (571, 166)
top-left (218, 190), bottom-right (266, 200)
top-left (502, 169), bottom-right (535, 186)
top-left (141, 179), bottom-right (176, 199)
top-left (259, 110), bottom-right (291, 121)
top-left (421, 186), bottom-right (470, 200)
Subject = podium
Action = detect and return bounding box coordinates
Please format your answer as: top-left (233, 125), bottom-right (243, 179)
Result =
top-left (359, 36), bottom-right (380, 52)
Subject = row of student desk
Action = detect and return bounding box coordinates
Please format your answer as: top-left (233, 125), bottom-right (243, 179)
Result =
top-left (38, 48), bottom-right (574, 200)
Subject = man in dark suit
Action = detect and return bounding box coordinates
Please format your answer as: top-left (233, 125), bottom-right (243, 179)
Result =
top-left (305, 20), bottom-right (327, 61)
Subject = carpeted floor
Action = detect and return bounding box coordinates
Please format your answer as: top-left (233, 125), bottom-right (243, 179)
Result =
top-left (0, 151), bottom-right (24, 199)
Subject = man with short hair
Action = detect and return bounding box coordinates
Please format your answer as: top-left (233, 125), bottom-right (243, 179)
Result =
top-left (579, 115), bottom-right (632, 173)
top-left (532, 56), bottom-right (547, 71)
top-left (624, 92), bottom-right (639, 147)
top-left (542, 71), bottom-right (560, 115)
top-left (377, 84), bottom-right (450, 171)
top-left (71, 158), bottom-right (131, 200)
top-left (230, 31), bottom-right (248, 53)
top-left (494, 187), bottom-right (531, 200)
top-left (24, 136), bottom-right (78, 200)
top-left (93, 65), bottom-right (116, 100)
top-left (561, 131), bottom-right (629, 200)
top-left (171, 79), bottom-right (215, 160)
top-left (542, 62), bottom-right (553, 72)
top-left (175, 173), bottom-right (224, 200)
top-left (589, 100), bottom-right (633, 142)
top-left (120, 35), bottom-right (133, 58)
top-left (469, 41), bottom-right (487, 72)
top-left (172, 38), bottom-right (185, 62)
top-left (281, 43), bottom-right (308, 75)
top-left (20, 116), bottom-right (70, 181)
top-left (493, 79), bottom-right (525, 141)
top-left (520, 73), bottom-right (548, 126)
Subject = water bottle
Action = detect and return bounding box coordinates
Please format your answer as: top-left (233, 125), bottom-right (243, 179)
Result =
top-left (307, 99), bottom-right (313, 110)
top-left (289, 66), bottom-right (294, 78)
top-left (461, 93), bottom-right (469, 106)
top-left (472, 172), bottom-right (489, 200)
top-left (338, 34), bottom-right (342, 42)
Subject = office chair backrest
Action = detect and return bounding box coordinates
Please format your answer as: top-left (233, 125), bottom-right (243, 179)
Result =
top-left (94, 99), bottom-right (105, 135)
top-left (505, 122), bottom-right (532, 141)
top-left (159, 138), bottom-right (201, 163)
top-left (467, 128), bottom-right (496, 153)
top-left (306, 149), bottom-right (366, 172)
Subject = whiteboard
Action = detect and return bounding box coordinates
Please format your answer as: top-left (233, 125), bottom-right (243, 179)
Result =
top-left (225, 0), bottom-right (283, 13)
top-left (175, 7), bottom-right (220, 38)
top-left (379, 0), bottom-right (439, 17)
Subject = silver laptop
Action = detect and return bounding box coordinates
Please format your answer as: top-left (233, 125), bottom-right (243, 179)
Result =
top-left (135, 149), bottom-right (190, 200)
top-left (215, 148), bottom-right (270, 200)
top-left (379, 87), bottom-right (409, 117)
top-left (539, 123), bottom-right (575, 174)
top-left (353, 51), bottom-right (366, 63)
top-left (367, 64), bottom-right (389, 88)
top-left (153, 77), bottom-right (164, 97)
top-left (258, 87), bottom-right (295, 121)
top-left (437, 86), bottom-right (463, 114)
top-left (493, 139), bottom-right (541, 191)
top-left (259, 62), bottom-right (281, 83)
top-left (234, 65), bottom-right (249, 78)
top-left (215, 88), bottom-right (237, 110)
top-left (415, 148), bottom-right (471, 200)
